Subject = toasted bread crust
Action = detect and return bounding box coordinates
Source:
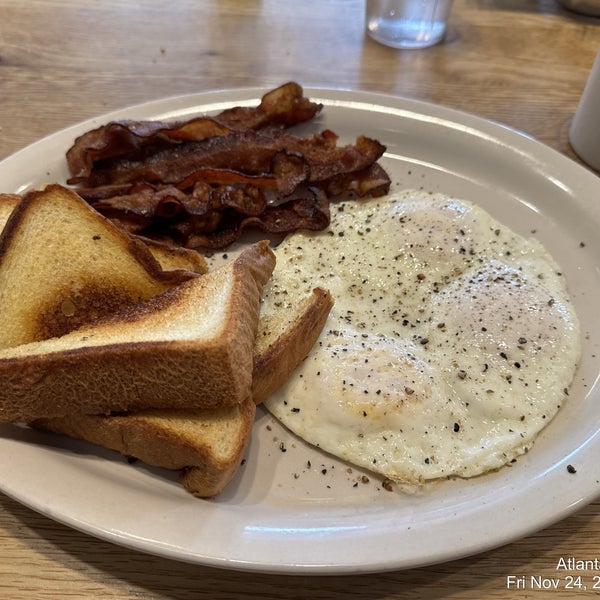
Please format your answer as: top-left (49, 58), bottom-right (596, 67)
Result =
top-left (0, 185), bottom-right (194, 286)
top-left (0, 240), bottom-right (275, 422)
top-left (180, 460), bottom-right (246, 498)
top-left (252, 287), bottom-right (333, 404)
top-left (0, 194), bottom-right (20, 227)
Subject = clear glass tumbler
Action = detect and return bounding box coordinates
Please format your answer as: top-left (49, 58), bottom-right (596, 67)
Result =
top-left (366, 0), bottom-right (454, 49)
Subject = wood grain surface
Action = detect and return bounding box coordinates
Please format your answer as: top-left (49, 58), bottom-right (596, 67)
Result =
top-left (1, 0), bottom-right (600, 597)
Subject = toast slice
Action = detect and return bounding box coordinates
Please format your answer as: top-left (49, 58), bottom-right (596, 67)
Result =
top-left (34, 397), bottom-right (257, 498)
top-left (0, 184), bottom-right (200, 349)
top-left (32, 285), bottom-right (333, 496)
top-left (0, 190), bottom-right (333, 497)
top-left (252, 286), bottom-right (333, 404)
top-left (0, 186), bottom-right (331, 496)
top-left (0, 190), bottom-right (208, 277)
top-left (138, 235), bottom-right (208, 275)
top-left (0, 238), bottom-right (275, 422)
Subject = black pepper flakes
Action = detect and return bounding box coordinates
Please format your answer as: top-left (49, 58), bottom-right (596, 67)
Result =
top-left (382, 478), bottom-right (394, 492)
top-left (567, 464), bottom-right (577, 474)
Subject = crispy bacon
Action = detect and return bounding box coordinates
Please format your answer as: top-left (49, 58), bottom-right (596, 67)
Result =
top-left (67, 82), bottom-right (322, 181)
top-left (89, 184), bottom-right (330, 250)
top-left (92, 182), bottom-right (267, 223)
top-left (320, 163), bottom-right (392, 198)
top-left (176, 167), bottom-right (278, 191)
top-left (174, 189), bottom-right (329, 249)
top-left (66, 82), bottom-right (391, 250)
top-left (71, 129), bottom-right (386, 192)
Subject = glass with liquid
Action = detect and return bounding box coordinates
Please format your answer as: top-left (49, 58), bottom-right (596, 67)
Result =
top-left (366, 0), bottom-right (454, 49)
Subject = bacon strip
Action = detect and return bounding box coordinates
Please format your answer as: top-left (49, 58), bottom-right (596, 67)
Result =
top-left (71, 129), bottom-right (386, 192)
top-left (90, 184), bottom-right (330, 250)
top-left (67, 82), bottom-right (322, 181)
top-left (92, 182), bottom-right (267, 224)
top-left (183, 190), bottom-right (331, 250)
top-left (320, 163), bottom-right (392, 198)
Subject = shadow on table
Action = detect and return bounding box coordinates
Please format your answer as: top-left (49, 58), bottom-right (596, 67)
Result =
top-left (488, 0), bottom-right (600, 20)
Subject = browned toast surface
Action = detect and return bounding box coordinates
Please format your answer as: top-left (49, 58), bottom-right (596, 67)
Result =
top-left (0, 239), bottom-right (275, 422)
top-left (0, 190), bottom-right (208, 277)
top-left (0, 185), bottom-right (196, 348)
top-left (136, 235), bottom-right (208, 275)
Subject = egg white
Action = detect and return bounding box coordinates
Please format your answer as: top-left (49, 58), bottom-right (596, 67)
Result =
top-left (263, 190), bottom-right (581, 484)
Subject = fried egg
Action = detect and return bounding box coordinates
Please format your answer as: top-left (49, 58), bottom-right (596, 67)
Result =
top-left (262, 190), bottom-right (581, 484)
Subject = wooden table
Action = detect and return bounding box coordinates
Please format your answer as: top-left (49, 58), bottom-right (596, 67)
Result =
top-left (1, 0), bottom-right (600, 597)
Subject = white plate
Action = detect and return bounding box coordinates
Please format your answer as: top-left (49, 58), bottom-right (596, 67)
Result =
top-left (0, 88), bottom-right (599, 575)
